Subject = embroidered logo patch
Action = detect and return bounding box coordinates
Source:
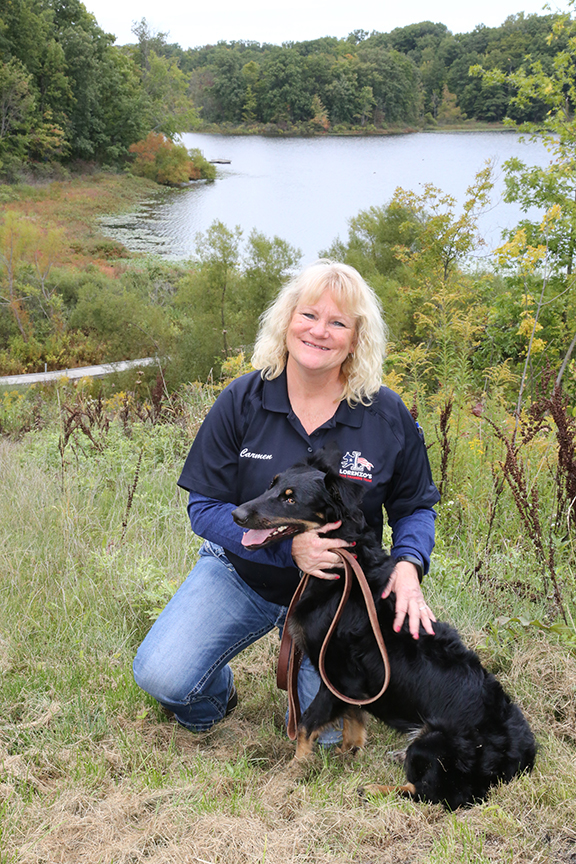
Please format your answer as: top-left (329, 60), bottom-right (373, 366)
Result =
top-left (340, 451), bottom-right (374, 482)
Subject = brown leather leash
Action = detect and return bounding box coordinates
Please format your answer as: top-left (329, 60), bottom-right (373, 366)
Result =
top-left (277, 547), bottom-right (391, 740)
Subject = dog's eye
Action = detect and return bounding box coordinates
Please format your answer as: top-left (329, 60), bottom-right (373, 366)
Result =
top-left (268, 474), bottom-right (279, 490)
top-left (283, 489), bottom-right (295, 504)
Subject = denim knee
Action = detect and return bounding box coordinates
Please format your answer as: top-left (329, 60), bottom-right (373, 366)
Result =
top-left (133, 543), bottom-right (286, 727)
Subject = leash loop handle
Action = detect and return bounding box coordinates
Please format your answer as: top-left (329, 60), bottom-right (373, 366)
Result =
top-left (277, 548), bottom-right (391, 740)
top-left (318, 548), bottom-right (391, 706)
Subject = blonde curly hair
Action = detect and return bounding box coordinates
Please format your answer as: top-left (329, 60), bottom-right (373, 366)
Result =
top-left (251, 259), bottom-right (387, 405)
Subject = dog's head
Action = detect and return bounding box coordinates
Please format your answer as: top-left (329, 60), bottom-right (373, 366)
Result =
top-left (232, 443), bottom-right (366, 550)
top-left (404, 721), bottom-right (483, 809)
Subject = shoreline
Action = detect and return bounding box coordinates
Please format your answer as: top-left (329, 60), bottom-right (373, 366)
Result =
top-left (191, 121), bottom-right (511, 138)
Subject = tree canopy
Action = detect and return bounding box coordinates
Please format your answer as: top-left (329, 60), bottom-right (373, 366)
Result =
top-left (0, 3), bottom-right (197, 173)
top-left (0, 4), bottom-right (573, 174)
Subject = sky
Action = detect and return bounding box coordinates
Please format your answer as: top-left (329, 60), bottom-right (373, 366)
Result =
top-left (84, 0), bottom-right (570, 49)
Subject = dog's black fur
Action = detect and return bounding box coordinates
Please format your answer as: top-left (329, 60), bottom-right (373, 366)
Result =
top-left (232, 444), bottom-right (536, 809)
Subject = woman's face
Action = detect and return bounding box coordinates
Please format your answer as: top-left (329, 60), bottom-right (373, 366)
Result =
top-left (286, 290), bottom-right (357, 378)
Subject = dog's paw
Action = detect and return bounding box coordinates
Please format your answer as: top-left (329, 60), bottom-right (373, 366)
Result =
top-left (358, 782), bottom-right (416, 801)
top-left (358, 783), bottom-right (389, 800)
top-left (335, 743), bottom-right (361, 758)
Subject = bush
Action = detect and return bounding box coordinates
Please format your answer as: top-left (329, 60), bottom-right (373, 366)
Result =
top-left (189, 148), bottom-right (216, 181)
top-left (128, 133), bottom-right (215, 186)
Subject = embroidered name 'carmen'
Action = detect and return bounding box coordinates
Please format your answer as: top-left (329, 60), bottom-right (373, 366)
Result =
top-left (240, 448), bottom-right (273, 460)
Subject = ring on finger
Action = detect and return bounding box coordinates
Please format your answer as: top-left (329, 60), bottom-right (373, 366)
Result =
top-left (418, 602), bottom-right (427, 610)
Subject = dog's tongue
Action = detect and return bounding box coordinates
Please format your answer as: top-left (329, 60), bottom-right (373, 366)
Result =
top-left (241, 528), bottom-right (275, 547)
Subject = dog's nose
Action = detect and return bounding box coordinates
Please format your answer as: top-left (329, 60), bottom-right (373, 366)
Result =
top-left (232, 504), bottom-right (249, 526)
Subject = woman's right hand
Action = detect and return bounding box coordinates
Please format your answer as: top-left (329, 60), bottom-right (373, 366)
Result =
top-left (291, 521), bottom-right (350, 579)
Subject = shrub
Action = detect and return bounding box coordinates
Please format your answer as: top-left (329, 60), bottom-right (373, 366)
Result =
top-left (128, 133), bottom-right (215, 186)
top-left (189, 148), bottom-right (216, 181)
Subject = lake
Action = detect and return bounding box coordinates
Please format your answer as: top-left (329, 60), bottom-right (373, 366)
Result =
top-left (101, 131), bottom-right (552, 264)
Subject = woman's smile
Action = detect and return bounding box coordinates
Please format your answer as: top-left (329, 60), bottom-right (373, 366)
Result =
top-left (286, 292), bottom-right (356, 376)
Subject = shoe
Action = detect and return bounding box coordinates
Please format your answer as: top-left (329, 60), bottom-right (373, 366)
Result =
top-left (160, 704), bottom-right (175, 720)
top-left (225, 686), bottom-right (238, 716)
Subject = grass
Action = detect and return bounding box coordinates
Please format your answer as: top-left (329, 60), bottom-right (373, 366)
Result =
top-left (1, 384), bottom-right (576, 862)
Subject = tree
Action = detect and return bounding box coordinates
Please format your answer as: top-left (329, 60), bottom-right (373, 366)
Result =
top-left (357, 47), bottom-right (420, 125)
top-left (436, 85), bottom-right (466, 125)
top-left (471, 5), bottom-right (576, 381)
top-left (242, 84), bottom-right (257, 123)
top-left (325, 168), bottom-right (494, 397)
top-left (325, 58), bottom-right (359, 125)
top-left (236, 230), bottom-right (301, 346)
top-left (130, 18), bottom-right (170, 73)
top-left (141, 50), bottom-right (197, 137)
top-left (173, 222), bottom-right (242, 380)
top-left (0, 59), bottom-right (35, 157)
top-left (172, 222), bottom-right (300, 382)
top-left (391, 165), bottom-right (493, 283)
top-left (310, 94), bottom-right (330, 129)
top-left (354, 86), bottom-right (374, 126)
top-left (241, 60), bottom-right (261, 122)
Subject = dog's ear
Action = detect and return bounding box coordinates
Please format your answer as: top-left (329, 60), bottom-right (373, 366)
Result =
top-left (323, 469), bottom-right (365, 520)
top-left (307, 441), bottom-right (342, 474)
top-left (308, 442), bottom-right (366, 520)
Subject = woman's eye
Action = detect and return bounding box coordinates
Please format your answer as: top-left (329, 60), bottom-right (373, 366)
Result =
top-left (302, 312), bottom-right (315, 320)
top-left (332, 320), bottom-right (345, 327)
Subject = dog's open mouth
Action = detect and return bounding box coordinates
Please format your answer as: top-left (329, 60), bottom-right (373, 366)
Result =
top-left (241, 524), bottom-right (300, 549)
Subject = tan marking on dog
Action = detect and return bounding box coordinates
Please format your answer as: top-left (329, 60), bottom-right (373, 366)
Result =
top-left (338, 709), bottom-right (367, 754)
top-left (295, 726), bottom-right (321, 759)
top-left (287, 617), bottom-right (307, 650)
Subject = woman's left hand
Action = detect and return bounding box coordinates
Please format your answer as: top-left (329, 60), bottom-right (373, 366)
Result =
top-left (381, 560), bottom-right (436, 640)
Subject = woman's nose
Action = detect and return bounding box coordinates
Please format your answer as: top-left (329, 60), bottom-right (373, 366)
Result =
top-left (309, 317), bottom-right (328, 337)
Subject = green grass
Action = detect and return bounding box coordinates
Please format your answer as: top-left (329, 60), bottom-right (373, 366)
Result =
top-left (1, 387), bottom-right (576, 863)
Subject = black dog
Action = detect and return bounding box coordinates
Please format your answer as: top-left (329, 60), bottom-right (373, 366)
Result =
top-left (232, 445), bottom-right (536, 809)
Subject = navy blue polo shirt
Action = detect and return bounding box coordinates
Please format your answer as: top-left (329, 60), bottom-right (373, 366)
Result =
top-left (177, 370), bottom-right (440, 600)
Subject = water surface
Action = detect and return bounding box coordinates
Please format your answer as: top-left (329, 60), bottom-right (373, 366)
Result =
top-left (101, 131), bottom-right (552, 264)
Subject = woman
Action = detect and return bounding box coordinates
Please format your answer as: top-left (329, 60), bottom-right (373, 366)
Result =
top-left (133, 260), bottom-right (440, 737)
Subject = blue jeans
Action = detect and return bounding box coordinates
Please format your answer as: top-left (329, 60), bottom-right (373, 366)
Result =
top-left (133, 541), bottom-right (342, 742)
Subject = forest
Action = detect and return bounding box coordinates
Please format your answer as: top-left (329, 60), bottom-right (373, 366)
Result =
top-left (0, 0), bottom-right (573, 177)
top-left (0, 0), bottom-right (198, 174)
top-left (179, 13), bottom-right (566, 130)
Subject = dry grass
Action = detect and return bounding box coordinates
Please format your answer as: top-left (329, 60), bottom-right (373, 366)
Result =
top-left (2, 415), bottom-right (576, 864)
top-left (3, 630), bottom-right (576, 864)
top-left (2, 173), bottom-right (160, 272)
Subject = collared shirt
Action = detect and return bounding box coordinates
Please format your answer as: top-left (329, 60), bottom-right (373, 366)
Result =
top-left (178, 369), bottom-right (440, 603)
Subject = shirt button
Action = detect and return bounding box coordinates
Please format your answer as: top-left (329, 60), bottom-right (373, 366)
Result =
top-left (307, 447), bottom-right (313, 453)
